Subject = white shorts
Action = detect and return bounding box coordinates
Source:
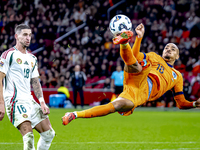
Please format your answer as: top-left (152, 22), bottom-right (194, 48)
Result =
top-left (5, 98), bottom-right (48, 128)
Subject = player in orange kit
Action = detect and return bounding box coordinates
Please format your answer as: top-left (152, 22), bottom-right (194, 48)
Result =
top-left (62, 23), bottom-right (200, 125)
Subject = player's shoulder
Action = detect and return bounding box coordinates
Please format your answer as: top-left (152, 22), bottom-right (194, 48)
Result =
top-left (145, 52), bottom-right (162, 62)
top-left (172, 67), bottom-right (183, 77)
top-left (1, 47), bottom-right (16, 59)
top-left (171, 67), bottom-right (183, 82)
top-left (146, 52), bottom-right (161, 58)
top-left (27, 51), bottom-right (37, 59)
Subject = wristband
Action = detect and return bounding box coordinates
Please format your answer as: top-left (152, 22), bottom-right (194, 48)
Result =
top-left (193, 101), bottom-right (196, 108)
top-left (39, 97), bottom-right (45, 103)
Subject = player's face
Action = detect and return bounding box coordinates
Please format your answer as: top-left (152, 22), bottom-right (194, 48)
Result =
top-left (16, 29), bottom-right (32, 48)
top-left (162, 43), bottom-right (179, 63)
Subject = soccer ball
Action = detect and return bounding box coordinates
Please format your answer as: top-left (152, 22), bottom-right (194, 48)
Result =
top-left (109, 14), bottom-right (132, 36)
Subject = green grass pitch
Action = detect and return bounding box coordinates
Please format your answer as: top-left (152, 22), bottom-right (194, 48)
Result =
top-left (0, 107), bottom-right (200, 150)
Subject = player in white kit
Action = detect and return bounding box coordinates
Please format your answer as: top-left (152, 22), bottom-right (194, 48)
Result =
top-left (0, 24), bottom-right (55, 150)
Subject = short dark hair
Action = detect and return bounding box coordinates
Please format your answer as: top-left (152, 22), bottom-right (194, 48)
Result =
top-left (15, 24), bottom-right (31, 34)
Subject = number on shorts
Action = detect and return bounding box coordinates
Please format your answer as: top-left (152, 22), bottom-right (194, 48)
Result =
top-left (17, 105), bottom-right (27, 114)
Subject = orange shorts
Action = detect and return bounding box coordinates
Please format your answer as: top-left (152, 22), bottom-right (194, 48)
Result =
top-left (118, 62), bottom-right (151, 116)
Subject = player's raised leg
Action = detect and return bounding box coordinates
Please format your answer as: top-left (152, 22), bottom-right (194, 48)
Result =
top-left (62, 97), bottom-right (134, 125)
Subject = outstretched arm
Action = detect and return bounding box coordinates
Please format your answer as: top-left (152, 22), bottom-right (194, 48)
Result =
top-left (174, 94), bottom-right (196, 109)
top-left (0, 72), bottom-right (6, 121)
top-left (31, 77), bottom-right (50, 115)
top-left (132, 23), bottom-right (145, 60)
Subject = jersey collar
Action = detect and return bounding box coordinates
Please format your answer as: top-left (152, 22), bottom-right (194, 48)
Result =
top-left (13, 46), bottom-right (27, 54)
top-left (162, 57), bottom-right (173, 68)
top-left (166, 62), bottom-right (173, 68)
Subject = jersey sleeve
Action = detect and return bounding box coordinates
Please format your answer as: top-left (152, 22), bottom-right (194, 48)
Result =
top-left (0, 52), bottom-right (12, 75)
top-left (172, 75), bottom-right (194, 109)
top-left (31, 56), bottom-right (39, 78)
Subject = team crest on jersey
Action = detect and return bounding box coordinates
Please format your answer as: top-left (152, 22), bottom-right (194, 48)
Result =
top-left (22, 114), bottom-right (28, 118)
top-left (0, 61), bottom-right (4, 67)
top-left (140, 59), bottom-right (147, 67)
top-left (172, 71), bottom-right (177, 80)
top-left (16, 58), bottom-right (22, 64)
top-left (31, 62), bottom-right (34, 67)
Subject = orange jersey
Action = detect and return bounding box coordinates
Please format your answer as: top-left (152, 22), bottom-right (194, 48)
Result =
top-left (136, 52), bottom-right (194, 109)
top-left (145, 52), bottom-right (183, 101)
top-left (118, 37), bottom-right (194, 116)
top-left (130, 37), bottom-right (193, 109)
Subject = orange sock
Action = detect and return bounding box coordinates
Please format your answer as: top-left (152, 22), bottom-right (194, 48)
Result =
top-left (76, 103), bottom-right (115, 118)
top-left (120, 43), bottom-right (137, 65)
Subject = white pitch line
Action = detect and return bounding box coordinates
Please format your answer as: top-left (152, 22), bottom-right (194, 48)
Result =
top-left (54, 142), bottom-right (198, 144)
top-left (0, 142), bottom-right (198, 145)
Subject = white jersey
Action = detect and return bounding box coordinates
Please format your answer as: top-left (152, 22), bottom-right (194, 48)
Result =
top-left (0, 46), bottom-right (39, 103)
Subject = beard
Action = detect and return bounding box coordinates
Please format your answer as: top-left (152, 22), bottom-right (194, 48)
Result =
top-left (20, 41), bottom-right (30, 48)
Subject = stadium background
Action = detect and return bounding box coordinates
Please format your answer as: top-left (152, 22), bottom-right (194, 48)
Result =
top-left (0, 0), bottom-right (200, 150)
top-left (0, 0), bottom-right (200, 106)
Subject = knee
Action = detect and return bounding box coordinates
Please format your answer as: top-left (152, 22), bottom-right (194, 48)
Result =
top-left (124, 62), bottom-right (142, 73)
top-left (112, 99), bottom-right (134, 111)
top-left (40, 128), bottom-right (55, 142)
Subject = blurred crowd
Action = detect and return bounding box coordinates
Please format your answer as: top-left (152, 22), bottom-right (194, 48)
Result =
top-left (0, 0), bottom-right (199, 102)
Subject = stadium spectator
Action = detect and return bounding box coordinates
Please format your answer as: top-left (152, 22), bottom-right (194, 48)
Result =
top-left (0, 0), bottom-right (200, 108)
top-left (104, 78), bottom-right (111, 90)
top-left (70, 65), bottom-right (87, 109)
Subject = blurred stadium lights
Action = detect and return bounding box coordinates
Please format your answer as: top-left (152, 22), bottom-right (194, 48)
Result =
top-left (32, 46), bottom-right (44, 54)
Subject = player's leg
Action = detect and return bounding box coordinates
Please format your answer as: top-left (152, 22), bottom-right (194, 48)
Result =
top-left (120, 43), bottom-right (142, 73)
top-left (114, 30), bottom-right (144, 72)
top-left (114, 31), bottom-right (142, 73)
top-left (34, 118), bottom-right (55, 150)
top-left (18, 121), bottom-right (35, 150)
top-left (29, 99), bottom-right (55, 150)
top-left (62, 97), bottom-right (134, 125)
top-left (8, 100), bottom-right (36, 150)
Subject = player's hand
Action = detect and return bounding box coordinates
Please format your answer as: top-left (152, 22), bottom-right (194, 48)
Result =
top-left (135, 23), bottom-right (145, 38)
top-left (0, 102), bottom-right (5, 121)
top-left (194, 98), bottom-right (200, 108)
top-left (40, 102), bottom-right (50, 115)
